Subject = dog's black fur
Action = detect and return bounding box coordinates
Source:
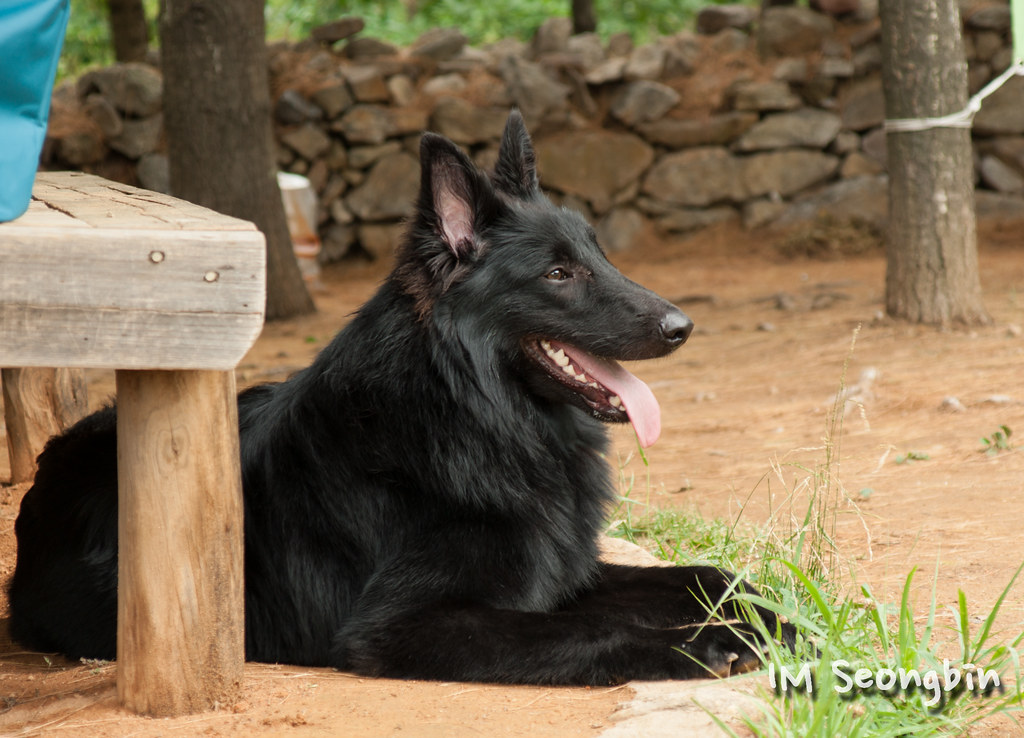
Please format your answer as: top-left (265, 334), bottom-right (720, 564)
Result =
top-left (10, 112), bottom-right (794, 684)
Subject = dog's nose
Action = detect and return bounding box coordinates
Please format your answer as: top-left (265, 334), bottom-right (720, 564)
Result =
top-left (660, 310), bottom-right (694, 347)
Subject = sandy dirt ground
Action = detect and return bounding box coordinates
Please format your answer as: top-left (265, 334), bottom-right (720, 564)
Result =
top-left (1, 220), bottom-right (1023, 736)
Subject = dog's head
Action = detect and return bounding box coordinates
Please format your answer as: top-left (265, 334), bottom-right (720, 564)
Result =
top-left (395, 112), bottom-right (692, 447)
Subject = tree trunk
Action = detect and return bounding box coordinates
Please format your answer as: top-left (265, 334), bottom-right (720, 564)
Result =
top-left (159, 0), bottom-right (315, 321)
top-left (571, 0), bottom-right (597, 34)
top-left (878, 0), bottom-right (989, 325)
top-left (108, 0), bottom-right (149, 63)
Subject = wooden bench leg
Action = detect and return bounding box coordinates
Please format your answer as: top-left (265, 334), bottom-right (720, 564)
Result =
top-left (2, 367), bottom-right (88, 483)
top-left (115, 369), bottom-right (244, 716)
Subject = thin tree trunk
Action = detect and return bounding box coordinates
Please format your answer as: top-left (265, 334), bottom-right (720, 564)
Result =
top-left (108, 0), bottom-right (149, 63)
top-left (160, 0), bottom-right (315, 321)
top-left (878, 0), bottom-right (989, 325)
top-left (571, 0), bottom-right (597, 34)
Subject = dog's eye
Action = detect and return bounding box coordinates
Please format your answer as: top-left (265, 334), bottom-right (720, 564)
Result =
top-left (545, 268), bottom-right (570, 281)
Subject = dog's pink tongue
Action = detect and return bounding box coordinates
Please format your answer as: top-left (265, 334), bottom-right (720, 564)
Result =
top-left (564, 347), bottom-right (662, 448)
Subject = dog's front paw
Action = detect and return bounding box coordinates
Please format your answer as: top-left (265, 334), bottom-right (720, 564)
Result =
top-left (673, 621), bottom-right (780, 678)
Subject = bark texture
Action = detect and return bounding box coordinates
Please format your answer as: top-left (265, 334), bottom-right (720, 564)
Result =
top-left (572, 0), bottom-right (597, 34)
top-left (108, 0), bottom-right (149, 62)
top-left (879, 0), bottom-right (989, 325)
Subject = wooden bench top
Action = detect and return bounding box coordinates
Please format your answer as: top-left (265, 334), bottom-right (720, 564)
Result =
top-left (1, 172), bottom-right (266, 370)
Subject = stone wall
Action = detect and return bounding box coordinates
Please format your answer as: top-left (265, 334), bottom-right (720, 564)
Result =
top-left (42, 1), bottom-right (1024, 260)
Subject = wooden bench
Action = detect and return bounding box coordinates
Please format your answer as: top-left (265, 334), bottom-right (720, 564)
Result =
top-left (0, 171), bottom-right (266, 717)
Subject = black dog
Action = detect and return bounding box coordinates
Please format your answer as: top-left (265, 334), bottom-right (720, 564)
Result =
top-left (10, 112), bottom-right (793, 684)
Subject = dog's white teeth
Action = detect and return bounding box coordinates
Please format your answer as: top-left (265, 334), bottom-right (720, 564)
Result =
top-left (542, 343), bottom-right (590, 384)
top-left (610, 395), bottom-right (622, 408)
top-left (543, 343), bottom-right (571, 368)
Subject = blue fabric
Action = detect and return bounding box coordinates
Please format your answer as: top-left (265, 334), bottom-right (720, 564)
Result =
top-left (0, 0), bottom-right (70, 222)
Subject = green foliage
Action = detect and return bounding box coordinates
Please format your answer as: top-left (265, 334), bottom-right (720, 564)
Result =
top-left (61, 0), bottom-right (750, 79)
top-left (60, 0), bottom-right (160, 80)
top-left (60, 0), bottom-right (115, 79)
top-left (265, 0), bottom-right (727, 46)
top-left (895, 450), bottom-right (931, 464)
top-left (980, 425), bottom-right (1014, 455)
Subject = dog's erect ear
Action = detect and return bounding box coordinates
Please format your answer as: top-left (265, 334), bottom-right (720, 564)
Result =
top-left (397, 133), bottom-right (497, 314)
top-left (419, 132), bottom-right (491, 259)
top-left (493, 110), bottom-right (540, 200)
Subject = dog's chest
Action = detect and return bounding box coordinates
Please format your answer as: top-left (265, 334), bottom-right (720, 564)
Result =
top-left (502, 448), bottom-right (610, 610)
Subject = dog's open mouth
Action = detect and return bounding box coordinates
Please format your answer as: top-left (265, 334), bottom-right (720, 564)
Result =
top-left (524, 338), bottom-right (662, 448)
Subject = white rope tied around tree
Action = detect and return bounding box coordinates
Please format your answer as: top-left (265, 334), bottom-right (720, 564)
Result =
top-left (883, 60), bottom-right (1024, 133)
